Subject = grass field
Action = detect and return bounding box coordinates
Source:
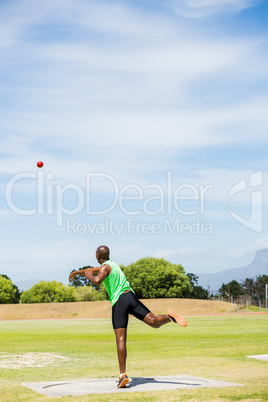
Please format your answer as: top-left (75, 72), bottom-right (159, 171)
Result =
top-left (0, 309), bottom-right (268, 401)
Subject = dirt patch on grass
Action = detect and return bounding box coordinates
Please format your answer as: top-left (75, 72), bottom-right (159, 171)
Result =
top-left (0, 299), bottom-right (236, 320)
top-left (0, 353), bottom-right (70, 369)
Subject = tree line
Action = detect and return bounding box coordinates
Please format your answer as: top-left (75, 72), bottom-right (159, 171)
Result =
top-left (218, 275), bottom-right (268, 301)
top-left (6, 257), bottom-right (264, 304)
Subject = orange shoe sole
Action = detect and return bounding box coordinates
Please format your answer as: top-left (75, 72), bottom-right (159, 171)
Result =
top-left (168, 309), bottom-right (187, 327)
top-left (117, 375), bottom-right (129, 388)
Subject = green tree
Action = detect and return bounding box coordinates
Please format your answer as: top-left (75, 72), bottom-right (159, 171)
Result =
top-left (191, 285), bottom-right (208, 299)
top-left (242, 278), bottom-right (256, 299)
top-left (185, 273), bottom-right (208, 299)
top-left (69, 266), bottom-right (93, 287)
top-left (69, 266), bottom-right (109, 301)
top-left (0, 274), bottom-right (21, 303)
top-left (20, 281), bottom-right (77, 303)
top-left (0, 276), bottom-right (18, 304)
top-left (219, 280), bottom-right (243, 298)
top-left (255, 275), bottom-right (268, 300)
top-left (121, 257), bottom-right (191, 299)
top-left (96, 285), bottom-right (109, 301)
top-left (241, 276), bottom-right (268, 302)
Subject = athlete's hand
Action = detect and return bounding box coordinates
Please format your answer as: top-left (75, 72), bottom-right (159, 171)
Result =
top-left (69, 272), bottom-right (76, 281)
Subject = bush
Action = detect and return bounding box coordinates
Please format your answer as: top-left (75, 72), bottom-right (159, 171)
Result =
top-left (0, 276), bottom-right (18, 304)
top-left (75, 286), bottom-right (100, 301)
top-left (20, 281), bottom-right (77, 303)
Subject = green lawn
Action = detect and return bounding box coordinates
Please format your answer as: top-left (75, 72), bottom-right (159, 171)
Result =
top-left (0, 315), bottom-right (268, 401)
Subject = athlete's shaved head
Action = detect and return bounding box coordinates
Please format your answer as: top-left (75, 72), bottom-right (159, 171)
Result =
top-left (96, 245), bottom-right (110, 262)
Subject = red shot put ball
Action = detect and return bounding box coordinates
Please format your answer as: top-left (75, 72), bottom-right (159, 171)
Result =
top-left (37, 161), bottom-right (43, 168)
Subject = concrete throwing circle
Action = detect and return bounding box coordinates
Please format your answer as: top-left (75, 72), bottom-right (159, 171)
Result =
top-left (246, 354), bottom-right (268, 361)
top-left (23, 375), bottom-right (242, 396)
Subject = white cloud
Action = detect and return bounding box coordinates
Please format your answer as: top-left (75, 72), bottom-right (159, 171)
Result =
top-left (0, 237), bottom-right (88, 281)
top-left (170, 0), bottom-right (260, 18)
top-left (256, 237), bottom-right (268, 251)
top-left (1, 2), bottom-right (267, 176)
top-left (154, 243), bottom-right (257, 272)
top-left (0, 0), bottom-right (169, 51)
top-left (0, 0), bottom-right (267, 281)
top-left (3, 95), bottom-right (268, 166)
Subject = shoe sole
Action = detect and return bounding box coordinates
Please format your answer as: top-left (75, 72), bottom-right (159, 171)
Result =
top-left (168, 309), bottom-right (187, 327)
top-left (117, 377), bottom-right (129, 388)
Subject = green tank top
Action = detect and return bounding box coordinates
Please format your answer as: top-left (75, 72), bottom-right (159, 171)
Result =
top-left (102, 260), bottom-right (133, 306)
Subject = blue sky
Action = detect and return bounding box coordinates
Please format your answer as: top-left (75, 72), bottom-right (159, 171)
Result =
top-left (1, 0), bottom-right (268, 285)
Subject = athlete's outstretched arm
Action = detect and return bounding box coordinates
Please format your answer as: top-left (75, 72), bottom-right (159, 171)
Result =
top-left (69, 267), bottom-right (101, 282)
top-left (85, 264), bottom-right (111, 286)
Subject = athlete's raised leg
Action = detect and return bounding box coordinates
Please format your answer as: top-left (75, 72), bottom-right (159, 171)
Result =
top-left (143, 310), bottom-right (187, 328)
top-left (143, 312), bottom-right (171, 328)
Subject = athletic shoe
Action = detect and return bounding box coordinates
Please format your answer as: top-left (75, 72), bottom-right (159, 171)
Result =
top-left (168, 309), bottom-right (187, 327)
top-left (117, 374), bottom-right (129, 388)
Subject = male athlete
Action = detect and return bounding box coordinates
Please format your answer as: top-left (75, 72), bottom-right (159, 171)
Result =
top-left (69, 245), bottom-right (187, 388)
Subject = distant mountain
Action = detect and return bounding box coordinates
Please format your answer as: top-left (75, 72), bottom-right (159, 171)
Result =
top-left (197, 248), bottom-right (268, 292)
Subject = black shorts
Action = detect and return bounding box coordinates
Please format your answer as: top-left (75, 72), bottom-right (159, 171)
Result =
top-left (112, 291), bottom-right (151, 329)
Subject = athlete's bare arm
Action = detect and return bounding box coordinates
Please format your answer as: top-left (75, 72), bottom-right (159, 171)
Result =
top-left (85, 264), bottom-right (111, 286)
top-left (69, 267), bottom-right (101, 282)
